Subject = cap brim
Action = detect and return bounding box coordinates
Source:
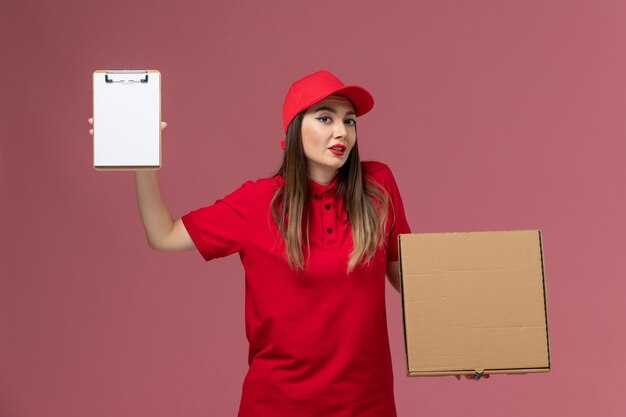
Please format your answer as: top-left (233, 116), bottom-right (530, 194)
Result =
top-left (330, 85), bottom-right (374, 117)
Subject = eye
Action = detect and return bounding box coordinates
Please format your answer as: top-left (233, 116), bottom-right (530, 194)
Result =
top-left (316, 116), bottom-right (332, 123)
top-left (345, 119), bottom-right (356, 127)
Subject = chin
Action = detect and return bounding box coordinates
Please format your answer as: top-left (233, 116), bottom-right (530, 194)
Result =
top-left (327, 160), bottom-right (346, 169)
top-left (328, 153), bottom-right (350, 166)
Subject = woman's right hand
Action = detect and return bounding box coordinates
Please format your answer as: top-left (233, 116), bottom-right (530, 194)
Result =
top-left (87, 117), bottom-right (168, 135)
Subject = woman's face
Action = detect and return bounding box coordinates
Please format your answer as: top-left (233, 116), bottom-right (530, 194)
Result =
top-left (301, 95), bottom-right (357, 184)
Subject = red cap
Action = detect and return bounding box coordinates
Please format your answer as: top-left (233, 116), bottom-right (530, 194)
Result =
top-left (281, 70), bottom-right (374, 139)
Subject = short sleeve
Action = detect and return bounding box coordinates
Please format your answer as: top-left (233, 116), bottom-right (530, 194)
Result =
top-left (181, 180), bottom-right (254, 261)
top-left (380, 169), bottom-right (411, 262)
top-left (381, 165), bottom-right (411, 262)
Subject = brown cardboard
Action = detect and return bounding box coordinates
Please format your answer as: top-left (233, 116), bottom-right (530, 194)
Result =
top-left (398, 230), bottom-right (550, 376)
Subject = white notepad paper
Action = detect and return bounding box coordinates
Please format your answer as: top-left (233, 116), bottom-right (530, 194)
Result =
top-left (93, 69), bottom-right (161, 170)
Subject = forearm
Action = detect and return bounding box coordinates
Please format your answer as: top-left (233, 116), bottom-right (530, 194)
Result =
top-left (134, 170), bottom-right (174, 248)
top-left (386, 261), bottom-right (401, 294)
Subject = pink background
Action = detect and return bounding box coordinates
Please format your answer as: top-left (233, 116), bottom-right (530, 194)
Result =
top-left (2, 0), bottom-right (625, 416)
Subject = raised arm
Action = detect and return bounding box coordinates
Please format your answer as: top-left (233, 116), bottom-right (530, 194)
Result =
top-left (88, 118), bottom-right (194, 252)
top-left (134, 170), bottom-right (195, 252)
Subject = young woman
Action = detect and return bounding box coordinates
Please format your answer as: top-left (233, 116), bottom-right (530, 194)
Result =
top-left (91, 70), bottom-right (423, 416)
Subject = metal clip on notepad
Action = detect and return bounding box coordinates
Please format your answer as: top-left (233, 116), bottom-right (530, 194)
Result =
top-left (104, 70), bottom-right (149, 84)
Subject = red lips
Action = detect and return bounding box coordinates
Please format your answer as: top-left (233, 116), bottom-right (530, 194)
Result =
top-left (328, 144), bottom-right (346, 151)
top-left (328, 145), bottom-right (346, 156)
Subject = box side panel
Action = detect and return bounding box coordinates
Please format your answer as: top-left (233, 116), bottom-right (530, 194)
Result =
top-left (538, 230), bottom-right (551, 370)
top-left (398, 235), bottom-right (412, 377)
top-left (408, 367), bottom-right (550, 376)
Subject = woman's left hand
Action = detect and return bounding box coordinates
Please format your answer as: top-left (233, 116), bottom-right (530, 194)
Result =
top-left (454, 374), bottom-right (490, 381)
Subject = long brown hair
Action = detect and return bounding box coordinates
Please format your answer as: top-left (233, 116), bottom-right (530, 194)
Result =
top-left (270, 112), bottom-right (391, 274)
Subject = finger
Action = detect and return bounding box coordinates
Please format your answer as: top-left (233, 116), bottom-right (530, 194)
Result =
top-left (161, 121), bottom-right (167, 130)
top-left (89, 129), bottom-right (93, 135)
top-left (88, 117), bottom-right (93, 124)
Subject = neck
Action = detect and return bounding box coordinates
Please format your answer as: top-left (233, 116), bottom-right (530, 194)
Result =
top-left (308, 167), bottom-right (338, 185)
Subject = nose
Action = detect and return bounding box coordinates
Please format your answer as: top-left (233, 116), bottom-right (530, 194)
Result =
top-left (333, 119), bottom-right (347, 138)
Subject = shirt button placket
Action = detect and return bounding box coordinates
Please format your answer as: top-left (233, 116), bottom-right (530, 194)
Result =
top-left (323, 190), bottom-right (337, 244)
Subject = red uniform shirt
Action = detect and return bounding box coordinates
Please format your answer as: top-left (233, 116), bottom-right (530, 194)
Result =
top-left (182, 160), bottom-right (411, 417)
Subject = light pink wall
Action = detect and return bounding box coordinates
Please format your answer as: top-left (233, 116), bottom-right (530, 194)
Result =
top-left (2, 0), bottom-right (625, 416)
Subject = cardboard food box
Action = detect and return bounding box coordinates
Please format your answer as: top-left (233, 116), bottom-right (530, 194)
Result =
top-left (398, 230), bottom-right (551, 377)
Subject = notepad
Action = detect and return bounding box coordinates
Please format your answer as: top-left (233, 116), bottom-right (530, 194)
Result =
top-left (93, 69), bottom-right (161, 170)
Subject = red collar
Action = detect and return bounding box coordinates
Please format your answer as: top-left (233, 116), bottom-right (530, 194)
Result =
top-left (308, 175), bottom-right (339, 199)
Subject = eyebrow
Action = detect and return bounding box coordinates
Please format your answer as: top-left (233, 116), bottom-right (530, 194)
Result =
top-left (313, 106), bottom-right (356, 116)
